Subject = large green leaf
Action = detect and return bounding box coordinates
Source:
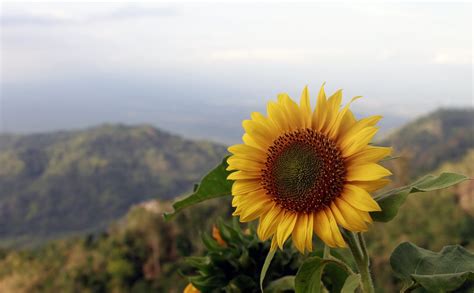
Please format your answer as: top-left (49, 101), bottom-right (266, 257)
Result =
top-left (163, 157), bottom-right (232, 220)
top-left (264, 276), bottom-right (295, 292)
top-left (341, 274), bottom-right (360, 293)
top-left (390, 242), bottom-right (474, 292)
top-left (294, 257), bottom-right (328, 293)
top-left (371, 172), bottom-right (468, 222)
top-left (294, 256), bottom-right (355, 293)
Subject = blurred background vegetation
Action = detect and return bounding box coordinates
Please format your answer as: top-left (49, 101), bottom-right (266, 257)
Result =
top-left (0, 108), bottom-right (472, 292)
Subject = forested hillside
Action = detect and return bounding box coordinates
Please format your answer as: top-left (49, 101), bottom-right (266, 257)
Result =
top-left (0, 124), bottom-right (226, 246)
top-left (381, 108), bottom-right (474, 178)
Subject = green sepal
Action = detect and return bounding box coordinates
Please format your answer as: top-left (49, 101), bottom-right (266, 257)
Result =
top-left (260, 249), bottom-right (276, 292)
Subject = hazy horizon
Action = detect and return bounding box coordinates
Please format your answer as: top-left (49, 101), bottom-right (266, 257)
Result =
top-left (1, 2), bottom-right (472, 143)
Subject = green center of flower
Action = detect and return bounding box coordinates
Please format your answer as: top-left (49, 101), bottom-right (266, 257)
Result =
top-left (262, 129), bottom-right (346, 213)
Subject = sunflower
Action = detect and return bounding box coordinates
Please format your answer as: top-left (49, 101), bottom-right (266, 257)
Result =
top-left (227, 85), bottom-right (392, 253)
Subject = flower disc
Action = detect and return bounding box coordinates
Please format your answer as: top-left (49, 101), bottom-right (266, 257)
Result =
top-left (262, 129), bottom-right (346, 213)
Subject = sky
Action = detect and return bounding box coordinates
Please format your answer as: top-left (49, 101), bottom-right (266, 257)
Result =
top-left (1, 2), bottom-right (472, 143)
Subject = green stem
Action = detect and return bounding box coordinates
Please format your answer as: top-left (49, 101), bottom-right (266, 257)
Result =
top-left (323, 244), bottom-right (356, 276)
top-left (344, 231), bottom-right (374, 293)
top-left (323, 244), bottom-right (330, 258)
top-left (357, 232), bottom-right (369, 261)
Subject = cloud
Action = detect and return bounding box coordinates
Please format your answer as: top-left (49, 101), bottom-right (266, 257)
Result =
top-left (1, 8), bottom-right (78, 26)
top-left (432, 48), bottom-right (472, 65)
top-left (1, 4), bottom-right (178, 27)
top-left (209, 49), bottom-right (305, 62)
top-left (103, 5), bottom-right (177, 20)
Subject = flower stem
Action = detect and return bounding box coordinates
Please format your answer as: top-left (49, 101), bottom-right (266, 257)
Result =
top-left (344, 231), bottom-right (374, 293)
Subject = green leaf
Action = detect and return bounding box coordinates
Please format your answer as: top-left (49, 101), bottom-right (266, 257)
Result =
top-left (264, 276), bottom-right (295, 292)
top-left (163, 157), bottom-right (232, 220)
top-left (371, 172), bottom-right (468, 222)
top-left (201, 233), bottom-right (222, 251)
top-left (390, 242), bottom-right (474, 292)
top-left (217, 220), bottom-right (241, 244)
top-left (295, 256), bottom-right (353, 293)
top-left (321, 262), bottom-right (350, 292)
top-left (341, 274), bottom-right (360, 293)
top-left (260, 249), bottom-right (276, 292)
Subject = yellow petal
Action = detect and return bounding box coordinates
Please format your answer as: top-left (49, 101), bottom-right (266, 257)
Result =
top-left (338, 109), bottom-right (357, 139)
top-left (257, 204), bottom-right (282, 240)
top-left (341, 184), bottom-right (382, 212)
top-left (279, 93), bottom-right (303, 130)
top-left (242, 133), bottom-right (266, 151)
top-left (251, 111), bottom-right (280, 136)
top-left (357, 210), bottom-right (373, 223)
top-left (227, 170), bottom-right (261, 180)
top-left (184, 283), bottom-right (200, 293)
top-left (227, 157), bottom-right (263, 172)
top-left (231, 179), bottom-right (262, 195)
top-left (305, 213), bottom-right (314, 252)
top-left (235, 195), bottom-right (272, 222)
top-left (346, 163), bottom-right (392, 181)
top-left (351, 179), bottom-right (391, 192)
top-left (292, 213), bottom-right (309, 253)
top-left (312, 83), bottom-right (328, 131)
top-left (243, 119), bottom-right (276, 142)
top-left (328, 96), bottom-right (362, 140)
top-left (231, 195), bottom-right (240, 207)
top-left (324, 208), bottom-right (346, 247)
top-left (330, 201), bottom-right (365, 231)
top-left (300, 86), bottom-right (312, 128)
top-left (276, 211), bottom-right (297, 249)
top-left (341, 127), bottom-right (379, 157)
top-left (228, 144), bottom-right (267, 162)
top-left (321, 89), bottom-right (343, 135)
top-left (313, 210), bottom-right (336, 247)
top-left (267, 101), bottom-right (290, 132)
top-left (338, 115), bottom-right (382, 146)
top-left (242, 120), bottom-right (273, 150)
top-left (334, 197), bottom-right (368, 232)
top-left (234, 190), bottom-right (268, 207)
top-left (348, 146), bottom-right (392, 164)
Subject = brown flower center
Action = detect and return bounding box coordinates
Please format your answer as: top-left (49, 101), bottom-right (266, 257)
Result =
top-left (261, 129), bottom-right (346, 213)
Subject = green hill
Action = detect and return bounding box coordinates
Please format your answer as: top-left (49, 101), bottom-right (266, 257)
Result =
top-left (0, 124), bottom-right (227, 246)
top-left (380, 108), bottom-right (474, 178)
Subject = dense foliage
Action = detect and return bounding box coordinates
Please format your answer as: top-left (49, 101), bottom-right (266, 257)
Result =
top-left (0, 198), bottom-right (233, 292)
top-left (184, 220), bottom-right (302, 292)
top-left (0, 124), bottom-right (226, 246)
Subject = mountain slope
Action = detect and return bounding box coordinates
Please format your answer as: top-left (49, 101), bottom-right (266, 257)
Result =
top-left (0, 124), bottom-right (227, 245)
top-left (381, 108), bottom-right (474, 177)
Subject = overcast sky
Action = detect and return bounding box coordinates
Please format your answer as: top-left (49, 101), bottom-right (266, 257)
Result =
top-left (0, 2), bottom-right (472, 142)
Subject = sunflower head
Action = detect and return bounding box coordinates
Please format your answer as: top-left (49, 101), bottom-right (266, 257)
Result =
top-left (227, 85), bottom-right (392, 253)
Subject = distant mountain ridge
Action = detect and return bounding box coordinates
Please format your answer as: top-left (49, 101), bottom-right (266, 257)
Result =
top-left (381, 108), bottom-right (474, 177)
top-left (0, 124), bottom-right (227, 245)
